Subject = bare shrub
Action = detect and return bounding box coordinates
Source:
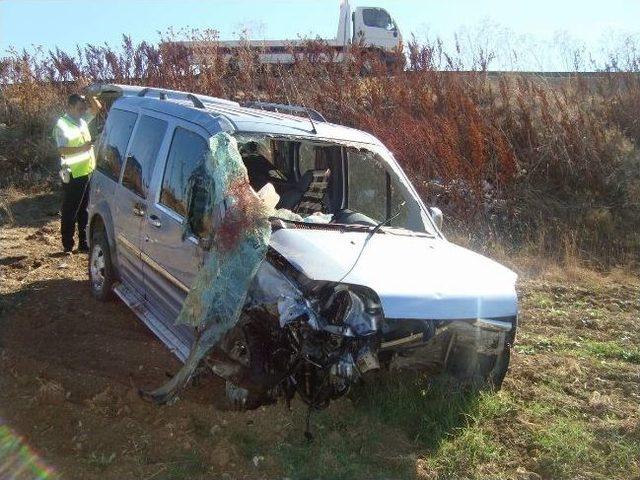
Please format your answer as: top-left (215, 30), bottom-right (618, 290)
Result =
top-left (1, 32), bottom-right (638, 266)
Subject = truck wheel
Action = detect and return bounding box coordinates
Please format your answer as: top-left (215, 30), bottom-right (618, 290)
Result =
top-left (89, 228), bottom-right (115, 301)
top-left (446, 343), bottom-right (511, 390)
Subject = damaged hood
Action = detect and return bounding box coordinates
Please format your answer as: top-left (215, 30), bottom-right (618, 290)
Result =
top-left (270, 228), bottom-right (518, 320)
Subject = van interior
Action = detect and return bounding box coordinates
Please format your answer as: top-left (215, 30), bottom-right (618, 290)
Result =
top-left (234, 134), bottom-right (410, 229)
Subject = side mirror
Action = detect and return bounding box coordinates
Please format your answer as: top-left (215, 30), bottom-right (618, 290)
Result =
top-left (429, 206), bottom-right (443, 230)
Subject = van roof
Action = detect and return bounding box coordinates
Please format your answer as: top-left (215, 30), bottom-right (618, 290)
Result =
top-left (98, 84), bottom-right (383, 147)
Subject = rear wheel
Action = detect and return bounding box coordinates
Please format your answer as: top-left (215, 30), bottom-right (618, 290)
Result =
top-left (89, 228), bottom-right (115, 301)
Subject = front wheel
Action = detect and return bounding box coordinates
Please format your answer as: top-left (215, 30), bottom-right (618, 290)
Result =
top-left (446, 343), bottom-right (512, 390)
top-left (89, 228), bottom-right (115, 301)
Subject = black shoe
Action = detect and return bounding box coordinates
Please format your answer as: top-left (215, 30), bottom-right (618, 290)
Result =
top-left (78, 243), bottom-right (89, 253)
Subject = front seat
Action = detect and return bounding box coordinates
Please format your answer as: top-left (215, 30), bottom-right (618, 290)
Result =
top-left (277, 169), bottom-right (331, 215)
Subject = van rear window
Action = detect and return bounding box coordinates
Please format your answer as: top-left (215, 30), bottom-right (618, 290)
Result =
top-left (96, 109), bottom-right (137, 181)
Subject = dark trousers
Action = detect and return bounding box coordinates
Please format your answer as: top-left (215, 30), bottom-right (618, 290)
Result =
top-left (61, 175), bottom-right (90, 251)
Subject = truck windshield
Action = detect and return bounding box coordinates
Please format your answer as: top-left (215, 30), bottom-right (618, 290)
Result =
top-left (362, 8), bottom-right (396, 31)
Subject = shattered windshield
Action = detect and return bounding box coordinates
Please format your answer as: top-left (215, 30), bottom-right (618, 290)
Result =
top-left (234, 133), bottom-right (436, 235)
top-left (346, 148), bottom-right (409, 227)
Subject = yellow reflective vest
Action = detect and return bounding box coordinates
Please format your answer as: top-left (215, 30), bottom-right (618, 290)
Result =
top-left (55, 114), bottom-right (95, 178)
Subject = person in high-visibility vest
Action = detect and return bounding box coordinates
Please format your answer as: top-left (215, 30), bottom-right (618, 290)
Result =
top-left (53, 93), bottom-right (102, 253)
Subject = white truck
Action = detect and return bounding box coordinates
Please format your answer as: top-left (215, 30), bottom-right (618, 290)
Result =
top-left (176, 0), bottom-right (402, 65)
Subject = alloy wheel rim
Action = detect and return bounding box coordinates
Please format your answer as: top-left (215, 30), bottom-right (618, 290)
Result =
top-left (90, 244), bottom-right (105, 291)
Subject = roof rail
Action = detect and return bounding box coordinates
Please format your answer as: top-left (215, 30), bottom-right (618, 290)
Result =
top-left (243, 101), bottom-right (327, 123)
top-left (186, 93), bottom-right (205, 109)
top-left (137, 87), bottom-right (205, 109)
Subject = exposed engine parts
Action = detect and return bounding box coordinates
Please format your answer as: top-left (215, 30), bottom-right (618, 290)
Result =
top-left (213, 265), bottom-right (384, 411)
top-left (209, 258), bottom-right (515, 412)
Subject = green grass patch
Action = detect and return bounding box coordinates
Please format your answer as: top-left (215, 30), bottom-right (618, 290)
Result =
top-left (273, 374), bottom-right (518, 479)
top-left (593, 429), bottom-right (640, 477)
top-left (351, 372), bottom-right (516, 478)
top-left (532, 417), bottom-right (595, 478)
top-left (523, 401), bottom-right (640, 479)
top-left (275, 409), bottom-right (412, 480)
top-left (582, 340), bottom-right (640, 364)
top-left (349, 373), bottom-right (514, 445)
top-left (158, 451), bottom-right (208, 480)
top-left (207, 367), bottom-right (638, 479)
top-left (525, 290), bottom-right (554, 308)
top-left (525, 402), bottom-right (598, 477)
top-left (87, 451), bottom-right (116, 471)
top-left (514, 343), bottom-right (537, 355)
top-left (524, 400), bottom-right (557, 418)
top-left (423, 428), bottom-right (505, 478)
top-left (516, 334), bottom-right (640, 364)
top-left (351, 375), bottom-right (470, 444)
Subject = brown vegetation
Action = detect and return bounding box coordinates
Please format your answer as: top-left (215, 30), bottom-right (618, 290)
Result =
top-left (1, 32), bottom-right (639, 266)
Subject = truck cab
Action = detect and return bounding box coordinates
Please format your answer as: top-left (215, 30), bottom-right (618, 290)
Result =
top-left (352, 6), bottom-right (401, 52)
top-left (174, 1), bottom-right (403, 66)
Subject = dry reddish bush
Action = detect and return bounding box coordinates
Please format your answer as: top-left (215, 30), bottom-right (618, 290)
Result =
top-left (1, 33), bottom-right (638, 266)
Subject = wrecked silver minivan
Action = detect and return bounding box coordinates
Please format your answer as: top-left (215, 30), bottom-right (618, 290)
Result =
top-left (86, 84), bottom-right (518, 409)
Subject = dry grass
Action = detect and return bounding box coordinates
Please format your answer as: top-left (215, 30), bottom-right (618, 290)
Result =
top-left (1, 33), bottom-right (639, 265)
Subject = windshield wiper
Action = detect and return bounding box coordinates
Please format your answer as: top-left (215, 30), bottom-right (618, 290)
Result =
top-left (369, 201), bottom-right (406, 236)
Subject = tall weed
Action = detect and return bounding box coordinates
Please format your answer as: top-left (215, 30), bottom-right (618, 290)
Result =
top-left (1, 32), bottom-right (638, 265)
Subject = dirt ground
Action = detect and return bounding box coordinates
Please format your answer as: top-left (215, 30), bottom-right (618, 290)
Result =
top-left (1, 190), bottom-right (639, 480)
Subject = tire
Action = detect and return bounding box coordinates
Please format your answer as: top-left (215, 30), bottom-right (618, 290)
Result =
top-left (446, 343), bottom-right (511, 390)
top-left (217, 314), bottom-right (283, 410)
top-left (88, 227), bottom-right (115, 301)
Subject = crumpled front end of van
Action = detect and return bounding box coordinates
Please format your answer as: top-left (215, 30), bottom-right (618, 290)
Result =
top-left (141, 132), bottom-right (310, 404)
top-left (142, 132), bottom-right (517, 408)
top-left (142, 132), bottom-right (384, 407)
top-left (142, 132), bottom-right (275, 404)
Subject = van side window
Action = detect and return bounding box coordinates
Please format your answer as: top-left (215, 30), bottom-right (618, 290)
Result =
top-left (160, 127), bottom-right (209, 217)
top-left (186, 168), bottom-right (210, 239)
top-left (122, 115), bottom-right (168, 198)
top-left (96, 109), bottom-right (137, 181)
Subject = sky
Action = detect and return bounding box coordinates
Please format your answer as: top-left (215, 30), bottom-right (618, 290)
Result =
top-left (1, 0), bottom-right (639, 70)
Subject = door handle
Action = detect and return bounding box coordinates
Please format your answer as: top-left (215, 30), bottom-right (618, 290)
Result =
top-left (148, 214), bottom-right (162, 228)
top-left (132, 203), bottom-right (145, 217)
